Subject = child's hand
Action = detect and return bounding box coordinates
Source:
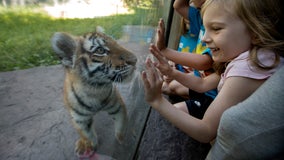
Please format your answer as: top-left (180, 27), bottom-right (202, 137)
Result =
top-left (141, 58), bottom-right (163, 104)
top-left (156, 18), bottom-right (166, 51)
top-left (149, 44), bottom-right (175, 78)
top-left (163, 75), bottom-right (173, 83)
top-left (163, 61), bottom-right (175, 83)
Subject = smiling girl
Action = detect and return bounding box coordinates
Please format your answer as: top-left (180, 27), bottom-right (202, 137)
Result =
top-left (141, 0), bottom-right (284, 144)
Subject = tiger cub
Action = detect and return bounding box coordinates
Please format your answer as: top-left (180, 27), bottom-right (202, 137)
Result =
top-left (51, 31), bottom-right (137, 155)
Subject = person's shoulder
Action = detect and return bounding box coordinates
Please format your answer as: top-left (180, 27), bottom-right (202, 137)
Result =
top-left (225, 50), bottom-right (282, 80)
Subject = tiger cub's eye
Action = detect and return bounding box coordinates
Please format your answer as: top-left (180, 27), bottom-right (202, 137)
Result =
top-left (95, 47), bottom-right (105, 54)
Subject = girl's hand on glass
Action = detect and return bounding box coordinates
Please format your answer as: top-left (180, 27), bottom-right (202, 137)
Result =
top-left (149, 44), bottom-right (174, 78)
top-left (141, 58), bottom-right (163, 104)
top-left (163, 75), bottom-right (173, 83)
top-left (156, 18), bottom-right (166, 51)
top-left (163, 60), bottom-right (175, 83)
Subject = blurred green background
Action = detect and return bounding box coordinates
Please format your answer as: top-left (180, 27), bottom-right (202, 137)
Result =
top-left (0, 0), bottom-right (163, 72)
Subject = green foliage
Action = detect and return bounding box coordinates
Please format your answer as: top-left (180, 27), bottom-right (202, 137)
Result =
top-left (0, 6), bottom-right (159, 72)
top-left (123, 0), bottom-right (156, 7)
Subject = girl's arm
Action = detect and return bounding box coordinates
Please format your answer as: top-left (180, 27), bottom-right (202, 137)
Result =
top-left (201, 76), bottom-right (265, 142)
top-left (162, 48), bottom-right (213, 70)
top-left (156, 20), bottom-right (213, 70)
top-left (170, 70), bottom-right (220, 93)
top-left (150, 44), bottom-right (217, 92)
top-left (142, 57), bottom-right (265, 143)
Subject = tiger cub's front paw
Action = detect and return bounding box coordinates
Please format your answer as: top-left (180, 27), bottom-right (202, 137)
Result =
top-left (75, 138), bottom-right (96, 155)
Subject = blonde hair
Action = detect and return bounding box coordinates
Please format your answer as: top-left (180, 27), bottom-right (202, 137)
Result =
top-left (201, 0), bottom-right (284, 73)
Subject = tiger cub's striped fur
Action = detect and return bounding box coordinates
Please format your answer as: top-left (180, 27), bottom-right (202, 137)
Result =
top-left (51, 31), bottom-right (137, 155)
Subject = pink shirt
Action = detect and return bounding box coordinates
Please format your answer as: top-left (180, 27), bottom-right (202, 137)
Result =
top-left (218, 49), bottom-right (284, 91)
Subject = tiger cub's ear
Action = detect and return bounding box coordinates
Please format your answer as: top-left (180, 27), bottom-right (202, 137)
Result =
top-left (51, 32), bottom-right (77, 68)
top-left (96, 26), bottom-right (105, 33)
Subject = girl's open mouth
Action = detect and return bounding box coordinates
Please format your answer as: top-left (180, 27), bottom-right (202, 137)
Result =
top-left (210, 48), bottom-right (220, 53)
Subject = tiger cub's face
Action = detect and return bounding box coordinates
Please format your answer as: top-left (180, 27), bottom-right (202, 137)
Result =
top-left (51, 32), bottom-right (137, 85)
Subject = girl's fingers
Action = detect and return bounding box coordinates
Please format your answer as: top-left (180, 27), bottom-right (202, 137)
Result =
top-left (141, 71), bottom-right (150, 89)
top-left (159, 18), bottom-right (165, 31)
top-left (150, 47), bottom-right (170, 72)
top-left (149, 44), bottom-right (167, 64)
top-left (148, 44), bottom-right (173, 77)
top-left (157, 19), bottom-right (165, 38)
top-left (145, 57), bottom-right (163, 84)
top-left (156, 18), bottom-right (166, 51)
top-left (145, 58), bottom-right (157, 82)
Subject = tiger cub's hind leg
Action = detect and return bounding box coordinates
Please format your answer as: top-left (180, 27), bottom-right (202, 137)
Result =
top-left (71, 115), bottom-right (98, 155)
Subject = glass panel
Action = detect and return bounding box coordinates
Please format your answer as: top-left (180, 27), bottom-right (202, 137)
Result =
top-left (0, 0), bottom-right (172, 159)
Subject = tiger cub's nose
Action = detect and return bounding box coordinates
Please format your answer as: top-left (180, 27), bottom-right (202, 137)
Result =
top-left (120, 54), bottom-right (137, 66)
